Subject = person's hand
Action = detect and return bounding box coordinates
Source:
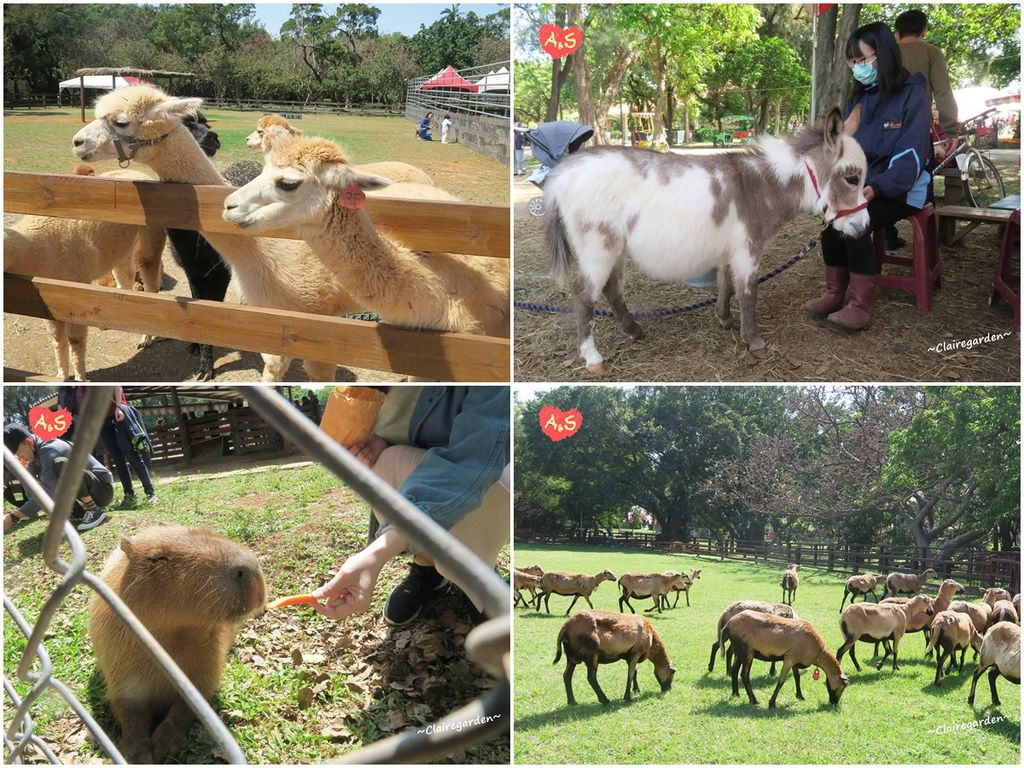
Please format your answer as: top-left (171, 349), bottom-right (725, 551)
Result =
top-left (310, 528), bottom-right (409, 621)
top-left (862, 185), bottom-right (875, 202)
top-left (934, 144), bottom-right (948, 160)
top-left (114, 409), bottom-right (125, 423)
top-left (347, 433), bottom-right (389, 467)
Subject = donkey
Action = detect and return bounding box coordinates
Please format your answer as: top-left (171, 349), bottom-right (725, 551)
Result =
top-left (545, 107), bottom-right (870, 375)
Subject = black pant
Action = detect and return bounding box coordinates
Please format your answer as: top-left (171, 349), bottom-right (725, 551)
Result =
top-left (820, 195), bottom-right (919, 275)
top-left (52, 457), bottom-right (114, 508)
top-left (100, 418), bottom-right (154, 497)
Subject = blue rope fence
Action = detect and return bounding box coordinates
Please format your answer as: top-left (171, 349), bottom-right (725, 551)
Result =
top-left (514, 238), bottom-right (818, 318)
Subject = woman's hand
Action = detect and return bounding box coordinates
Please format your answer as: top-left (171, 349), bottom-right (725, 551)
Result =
top-left (862, 185), bottom-right (875, 202)
top-left (310, 528), bottom-right (409, 620)
top-left (347, 433), bottom-right (389, 467)
top-left (114, 409), bottom-right (125, 423)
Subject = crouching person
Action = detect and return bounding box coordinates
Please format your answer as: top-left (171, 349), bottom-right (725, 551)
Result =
top-left (313, 386), bottom-right (510, 626)
top-left (3, 423), bottom-right (114, 532)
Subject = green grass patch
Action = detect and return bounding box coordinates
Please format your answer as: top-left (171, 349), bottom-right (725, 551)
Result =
top-left (4, 461), bottom-right (507, 763)
top-left (4, 106), bottom-right (507, 205)
top-left (514, 545), bottom-right (1020, 764)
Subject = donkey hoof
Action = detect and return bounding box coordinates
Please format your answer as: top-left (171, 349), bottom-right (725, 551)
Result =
top-left (626, 324), bottom-right (644, 340)
top-left (716, 314), bottom-right (733, 328)
top-left (586, 361), bottom-right (607, 376)
top-left (747, 336), bottom-right (766, 356)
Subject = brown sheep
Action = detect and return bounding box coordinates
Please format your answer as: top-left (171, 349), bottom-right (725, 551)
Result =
top-left (617, 571), bottom-right (687, 614)
top-left (967, 621), bottom-right (1020, 706)
top-left (536, 569), bottom-right (616, 615)
top-left (553, 609), bottom-right (675, 705)
top-left (513, 568), bottom-right (542, 608)
top-left (839, 573), bottom-right (887, 612)
top-left (781, 564), bottom-right (799, 605)
top-left (980, 587), bottom-right (1013, 606)
top-left (837, 593), bottom-right (934, 672)
top-left (877, 578), bottom-right (964, 655)
top-left (88, 525), bottom-right (265, 763)
top-left (710, 600), bottom-right (797, 676)
top-left (988, 599), bottom-right (1019, 628)
top-left (883, 568), bottom-right (936, 598)
top-left (722, 610), bottom-right (849, 708)
top-left (664, 568), bottom-right (702, 608)
top-left (924, 609), bottom-right (984, 686)
top-left (949, 599), bottom-right (992, 635)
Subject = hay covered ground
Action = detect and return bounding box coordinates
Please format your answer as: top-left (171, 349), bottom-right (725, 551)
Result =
top-left (513, 148), bottom-right (1020, 383)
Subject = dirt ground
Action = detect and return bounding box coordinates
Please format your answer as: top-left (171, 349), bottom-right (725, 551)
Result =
top-left (513, 153), bottom-right (1020, 383)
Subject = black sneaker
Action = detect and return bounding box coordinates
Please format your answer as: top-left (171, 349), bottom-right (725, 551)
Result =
top-left (384, 563), bottom-right (448, 626)
top-left (76, 507), bottom-right (107, 531)
top-left (117, 495), bottom-right (138, 510)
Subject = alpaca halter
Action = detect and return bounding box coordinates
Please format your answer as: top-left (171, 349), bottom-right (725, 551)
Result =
top-left (805, 161), bottom-right (869, 222)
top-left (105, 121), bottom-right (174, 168)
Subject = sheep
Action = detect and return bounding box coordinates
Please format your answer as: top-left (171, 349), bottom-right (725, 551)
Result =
top-left (839, 573), bottom-right (887, 612)
top-left (836, 593), bottom-right (934, 672)
top-left (4, 165), bottom-right (166, 380)
top-left (924, 609), bottom-right (984, 686)
top-left (709, 600), bottom-right (797, 675)
top-left (722, 610), bottom-right (849, 708)
top-left (877, 578), bottom-right (964, 655)
top-left (949, 599), bottom-right (992, 635)
top-left (535, 569), bottom-right (616, 615)
top-left (1014, 594), bottom-right (1020, 618)
top-left (223, 135), bottom-right (510, 338)
top-left (663, 568), bottom-right (701, 609)
top-left (988, 599), bottom-right (1019, 628)
top-left (780, 564), bottom-right (799, 605)
top-left (513, 568), bottom-right (542, 609)
top-left (553, 609), bottom-right (675, 705)
top-left (617, 572), bottom-right (687, 614)
top-left (981, 587), bottom-right (1013, 606)
top-left (967, 621), bottom-right (1020, 706)
top-left (882, 568), bottom-right (936, 598)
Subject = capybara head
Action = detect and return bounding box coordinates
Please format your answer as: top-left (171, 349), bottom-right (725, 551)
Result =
top-left (116, 524), bottom-right (265, 622)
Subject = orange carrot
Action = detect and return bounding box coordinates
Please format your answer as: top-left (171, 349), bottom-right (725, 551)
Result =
top-left (266, 594), bottom-right (319, 609)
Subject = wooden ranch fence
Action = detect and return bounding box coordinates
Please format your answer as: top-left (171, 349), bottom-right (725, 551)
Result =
top-left (3, 171), bottom-right (510, 382)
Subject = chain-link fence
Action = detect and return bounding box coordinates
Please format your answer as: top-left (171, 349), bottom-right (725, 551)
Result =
top-left (4, 386), bottom-right (509, 764)
top-left (405, 61), bottom-right (510, 119)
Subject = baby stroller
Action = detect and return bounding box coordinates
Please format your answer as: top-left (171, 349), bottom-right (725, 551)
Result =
top-left (519, 121), bottom-right (594, 216)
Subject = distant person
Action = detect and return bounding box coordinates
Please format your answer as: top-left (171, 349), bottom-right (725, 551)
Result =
top-left (513, 123), bottom-right (527, 176)
top-left (78, 386), bottom-right (157, 508)
top-left (441, 114), bottom-right (452, 144)
top-left (417, 111), bottom-right (434, 141)
top-left (4, 423), bottom-right (113, 532)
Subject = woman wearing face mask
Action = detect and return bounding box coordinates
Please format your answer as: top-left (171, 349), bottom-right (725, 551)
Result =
top-left (804, 21), bottom-right (932, 330)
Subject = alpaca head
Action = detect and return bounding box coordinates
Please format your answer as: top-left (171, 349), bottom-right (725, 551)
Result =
top-left (72, 86), bottom-right (203, 165)
top-left (246, 115), bottom-right (303, 151)
top-left (223, 136), bottom-right (392, 234)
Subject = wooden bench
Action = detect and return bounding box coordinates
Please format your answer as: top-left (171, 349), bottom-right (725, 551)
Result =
top-left (934, 204), bottom-right (1015, 246)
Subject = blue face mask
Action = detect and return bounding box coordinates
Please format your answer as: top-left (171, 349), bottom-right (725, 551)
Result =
top-left (852, 61), bottom-right (878, 86)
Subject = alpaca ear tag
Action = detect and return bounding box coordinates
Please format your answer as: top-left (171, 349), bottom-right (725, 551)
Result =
top-left (539, 406), bottom-right (583, 442)
top-left (340, 184), bottom-right (366, 210)
top-left (28, 406), bottom-right (72, 440)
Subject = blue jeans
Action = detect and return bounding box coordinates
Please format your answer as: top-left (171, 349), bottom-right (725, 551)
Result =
top-left (100, 418), bottom-right (154, 497)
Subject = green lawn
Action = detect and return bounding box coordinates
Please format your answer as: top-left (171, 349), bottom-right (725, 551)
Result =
top-left (514, 545), bottom-right (1020, 765)
top-left (4, 460), bottom-right (508, 764)
top-left (3, 106), bottom-right (507, 205)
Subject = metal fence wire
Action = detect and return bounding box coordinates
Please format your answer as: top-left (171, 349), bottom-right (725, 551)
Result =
top-left (3, 385), bottom-right (510, 764)
top-left (405, 61), bottom-right (510, 119)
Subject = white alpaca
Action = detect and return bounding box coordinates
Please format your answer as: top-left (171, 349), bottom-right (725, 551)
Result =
top-left (248, 116), bottom-right (434, 185)
top-left (72, 86), bottom-right (366, 382)
top-left (4, 167), bottom-right (165, 380)
top-left (223, 135), bottom-right (509, 337)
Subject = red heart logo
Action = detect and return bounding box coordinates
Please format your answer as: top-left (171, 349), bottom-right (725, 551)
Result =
top-left (28, 406), bottom-right (72, 441)
top-left (339, 183), bottom-right (366, 210)
top-left (539, 25), bottom-right (583, 59)
top-left (539, 406), bottom-right (583, 442)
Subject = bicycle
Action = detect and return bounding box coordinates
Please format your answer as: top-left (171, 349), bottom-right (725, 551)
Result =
top-left (933, 107), bottom-right (1007, 209)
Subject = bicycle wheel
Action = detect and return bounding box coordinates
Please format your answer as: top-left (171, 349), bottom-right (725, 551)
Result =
top-left (963, 152), bottom-right (1006, 208)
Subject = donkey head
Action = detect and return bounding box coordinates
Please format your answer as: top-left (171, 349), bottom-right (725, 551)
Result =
top-left (812, 107), bottom-right (870, 238)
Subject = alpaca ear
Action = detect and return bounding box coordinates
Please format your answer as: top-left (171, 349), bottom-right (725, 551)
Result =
top-left (323, 165), bottom-right (392, 192)
top-left (157, 96), bottom-right (204, 122)
top-left (289, 125), bottom-right (303, 137)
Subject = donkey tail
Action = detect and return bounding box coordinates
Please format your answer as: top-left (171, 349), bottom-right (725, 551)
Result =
top-left (545, 195), bottom-right (575, 288)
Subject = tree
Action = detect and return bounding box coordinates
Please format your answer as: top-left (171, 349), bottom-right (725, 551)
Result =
top-left (4, 4), bottom-right (87, 95)
top-left (713, 37), bottom-right (810, 132)
top-left (410, 5), bottom-right (509, 73)
top-left (514, 60), bottom-right (557, 123)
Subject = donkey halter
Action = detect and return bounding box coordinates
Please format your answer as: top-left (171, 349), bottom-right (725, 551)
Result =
top-left (105, 120), bottom-right (173, 168)
top-left (804, 161), bottom-right (869, 223)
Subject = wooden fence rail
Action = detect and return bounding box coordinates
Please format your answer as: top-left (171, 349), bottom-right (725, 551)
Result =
top-left (3, 172), bottom-right (510, 381)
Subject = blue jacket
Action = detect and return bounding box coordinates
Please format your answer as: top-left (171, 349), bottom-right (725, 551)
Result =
top-left (845, 72), bottom-right (932, 208)
top-left (379, 387), bottom-right (509, 542)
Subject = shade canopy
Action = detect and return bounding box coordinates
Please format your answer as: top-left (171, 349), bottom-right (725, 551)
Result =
top-left (421, 66), bottom-right (479, 92)
top-left (58, 75), bottom-right (152, 91)
top-left (475, 66), bottom-right (509, 93)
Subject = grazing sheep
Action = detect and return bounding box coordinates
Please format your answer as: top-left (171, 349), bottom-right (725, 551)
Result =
top-left (877, 578), bottom-right (964, 654)
top-left (883, 568), bottom-right (936, 598)
top-left (722, 610), bottom-right (849, 708)
top-left (535, 569), bottom-right (616, 615)
top-left (513, 568), bottom-right (542, 608)
top-left (617, 571), bottom-right (687, 614)
top-left (981, 587), bottom-right (1013, 606)
top-left (553, 609), bottom-right (675, 705)
top-left (837, 593), bottom-right (934, 672)
top-left (709, 600), bottom-right (797, 675)
top-left (988, 599), bottom-right (1019, 628)
top-left (967, 621), bottom-right (1020, 706)
top-left (664, 568), bottom-right (702, 608)
top-left (839, 573), bottom-right (887, 612)
top-left (924, 610), bottom-right (984, 686)
top-left (781, 564), bottom-right (799, 605)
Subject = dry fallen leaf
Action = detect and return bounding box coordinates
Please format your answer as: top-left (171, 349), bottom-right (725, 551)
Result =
top-left (297, 686), bottom-right (315, 710)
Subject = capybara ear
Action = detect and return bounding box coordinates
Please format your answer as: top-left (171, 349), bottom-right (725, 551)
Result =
top-left (119, 536), bottom-right (135, 556)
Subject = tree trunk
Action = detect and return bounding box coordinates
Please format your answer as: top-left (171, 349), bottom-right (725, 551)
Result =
top-left (593, 49), bottom-right (643, 144)
top-left (820, 5), bottom-right (862, 120)
top-left (666, 84), bottom-right (675, 146)
top-left (568, 6), bottom-right (598, 139)
top-left (545, 7), bottom-right (572, 123)
top-left (812, 5), bottom-right (838, 122)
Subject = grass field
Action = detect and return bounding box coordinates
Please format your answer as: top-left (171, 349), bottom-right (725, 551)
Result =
top-left (513, 545), bottom-right (1020, 765)
top-left (3, 106), bottom-right (507, 205)
top-left (3, 459), bottom-right (508, 763)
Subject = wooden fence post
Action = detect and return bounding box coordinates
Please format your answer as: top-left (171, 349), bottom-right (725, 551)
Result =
top-left (170, 390), bottom-right (192, 466)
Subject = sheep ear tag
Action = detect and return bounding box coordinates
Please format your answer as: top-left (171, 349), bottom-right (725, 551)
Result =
top-left (813, 669), bottom-right (820, 681)
top-left (28, 406), bottom-right (72, 440)
top-left (539, 406), bottom-right (583, 443)
top-left (339, 184), bottom-right (366, 210)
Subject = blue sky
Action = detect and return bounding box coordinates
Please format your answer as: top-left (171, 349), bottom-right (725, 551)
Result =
top-left (249, 3), bottom-right (508, 38)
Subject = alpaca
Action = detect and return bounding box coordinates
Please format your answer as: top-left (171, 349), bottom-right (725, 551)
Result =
top-left (250, 116), bottom-right (434, 185)
top-left (72, 86), bottom-right (366, 382)
top-left (4, 166), bottom-right (165, 380)
top-left (222, 135), bottom-right (509, 337)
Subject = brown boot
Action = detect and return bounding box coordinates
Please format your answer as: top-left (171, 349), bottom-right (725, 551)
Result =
top-left (802, 266), bottom-right (849, 317)
top-left (827, 273), bottom-right (877, 330)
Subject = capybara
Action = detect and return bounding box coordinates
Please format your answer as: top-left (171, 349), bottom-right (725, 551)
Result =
top-left (89, 524), bottom-right (266, 763)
